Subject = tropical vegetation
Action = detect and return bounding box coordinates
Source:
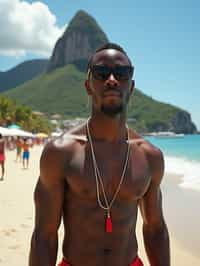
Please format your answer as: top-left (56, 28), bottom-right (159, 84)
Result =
top-left (0, 95), bottom-right (52, 133)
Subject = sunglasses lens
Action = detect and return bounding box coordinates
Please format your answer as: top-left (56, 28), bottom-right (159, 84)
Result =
top-left (114, 66), bottom-right (133, 80)
top-left (91, 65), bottom-right (133, 81)
top-left (92, 66), bottom-right (110, 80)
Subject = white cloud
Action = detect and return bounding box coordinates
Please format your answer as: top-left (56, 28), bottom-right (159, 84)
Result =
top-left (0, 0), bottom-right (66, 57)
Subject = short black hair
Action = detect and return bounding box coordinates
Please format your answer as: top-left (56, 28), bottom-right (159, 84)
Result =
top-left (87, 42), bottom-right (132, 71)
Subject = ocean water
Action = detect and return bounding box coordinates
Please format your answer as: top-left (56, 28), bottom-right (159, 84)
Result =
top-left (145, 135), bottom-right (200, 191)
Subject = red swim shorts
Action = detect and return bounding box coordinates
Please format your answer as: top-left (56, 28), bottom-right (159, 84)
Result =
top-left (0, 154), bottom-right (5, 162)
top-left (58, 255), bottom-right (143, 266)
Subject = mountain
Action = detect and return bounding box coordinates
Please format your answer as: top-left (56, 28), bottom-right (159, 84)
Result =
top-left (2, 10), bottom-right (197, 133)
top-left (0, 59), bottom-right (48, 92)
top-left (4, 64), bottom-right (197, 133)
top-left (47, 10), bottom-right (108, 72)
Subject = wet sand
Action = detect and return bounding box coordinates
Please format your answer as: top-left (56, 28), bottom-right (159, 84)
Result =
top-left (0, 146), bottom-right (200, 265)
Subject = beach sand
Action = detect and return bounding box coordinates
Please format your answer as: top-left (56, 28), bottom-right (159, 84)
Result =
top-left (0, 145), bottom-right (200, 265)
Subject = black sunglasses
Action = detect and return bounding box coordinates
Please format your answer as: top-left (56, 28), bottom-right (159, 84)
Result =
top-left (89, 65), bottom-right (134, 81)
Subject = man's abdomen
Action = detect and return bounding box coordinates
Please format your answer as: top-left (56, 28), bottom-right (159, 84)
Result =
top-left (62, 201), bottom-right (138, 266)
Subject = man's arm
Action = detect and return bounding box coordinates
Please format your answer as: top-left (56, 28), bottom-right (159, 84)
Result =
top-left (139, 144), bottom-right (170, 266)
top-left (29, 141), bottom-right (66, 266)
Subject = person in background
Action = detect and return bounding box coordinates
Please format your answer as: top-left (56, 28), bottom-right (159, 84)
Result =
top-left (15, 136), bottom-right (22, 162)
top-left (0, 133), bottom-right (5, 181)
top-left (22, 138), bottom-right (30, 169)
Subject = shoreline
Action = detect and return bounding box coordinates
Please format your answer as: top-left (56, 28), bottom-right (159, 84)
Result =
top-left (0, 147), bottom-right (200, 265)
top-left (137, 172), bottom-right (200, 265)
top-left (164, 154), bottom-right (200, 192)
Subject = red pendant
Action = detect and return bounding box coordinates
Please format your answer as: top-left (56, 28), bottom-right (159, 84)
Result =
top-left (106, 212), bottom-right (112, 233)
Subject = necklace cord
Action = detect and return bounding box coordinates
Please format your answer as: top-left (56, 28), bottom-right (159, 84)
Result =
top-left (86, 119), bottom-right (131, 212)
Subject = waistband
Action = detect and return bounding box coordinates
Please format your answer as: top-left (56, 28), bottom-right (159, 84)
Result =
top-left (58, 255), bottom-right (143, 266)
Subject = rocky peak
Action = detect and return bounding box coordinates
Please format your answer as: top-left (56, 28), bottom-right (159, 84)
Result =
top-left (47, 10), bottom-right (109, 72)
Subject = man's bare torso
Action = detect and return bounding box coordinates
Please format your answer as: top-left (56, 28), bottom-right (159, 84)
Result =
top-left (55, 125), bottom-right (151, 266)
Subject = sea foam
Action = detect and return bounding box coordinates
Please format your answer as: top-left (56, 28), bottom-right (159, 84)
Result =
top-left (164, 155), bottom-right (200, 192)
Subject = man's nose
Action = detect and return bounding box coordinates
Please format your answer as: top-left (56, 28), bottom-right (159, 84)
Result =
top-left (105, 73), bottom-right (118, 87)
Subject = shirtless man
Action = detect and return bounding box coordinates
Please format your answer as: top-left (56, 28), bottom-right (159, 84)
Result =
top-left (15, 137), bottom-right (22, 162)
top-left (29, 43), bottom-right (170, 266)
top-left (22, 138), bottom-right (30, 169)
top-left (0, 134), bottom-right (5, 181)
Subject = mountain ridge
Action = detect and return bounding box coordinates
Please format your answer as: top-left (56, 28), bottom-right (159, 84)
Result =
top-left (0, 59), bottom-right (48, 92)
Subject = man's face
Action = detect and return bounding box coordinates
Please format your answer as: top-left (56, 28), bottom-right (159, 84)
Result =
top-left (85, 49), bottom-right (134, 117)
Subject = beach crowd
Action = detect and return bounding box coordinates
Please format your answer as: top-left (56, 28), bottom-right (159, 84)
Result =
top-left (0, 135), bottom-right (47, 181)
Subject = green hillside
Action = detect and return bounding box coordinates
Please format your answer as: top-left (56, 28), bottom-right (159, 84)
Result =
top-left (4, 65), bottom-right (87, 116)
top-left (0, 59), bottom-right (48, 92)
top-left (4, 64), bottom-right (187, 133)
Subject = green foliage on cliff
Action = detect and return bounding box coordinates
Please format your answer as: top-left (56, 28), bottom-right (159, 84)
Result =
top-left (130, 90), bottom-right (180, 132)
top-left (4, 64), bottom-right (182, 132)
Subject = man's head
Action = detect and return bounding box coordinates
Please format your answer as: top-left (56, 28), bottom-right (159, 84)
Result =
top-left (87, 43), bottom-right (132, 71)
top-left (85, 42), bottom-right (135, 117)
top-left (0, 134), bottom-right (2, 139)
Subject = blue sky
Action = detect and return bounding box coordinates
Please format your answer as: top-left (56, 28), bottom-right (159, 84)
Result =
top-left (0, 0), bottom-right (200, 129)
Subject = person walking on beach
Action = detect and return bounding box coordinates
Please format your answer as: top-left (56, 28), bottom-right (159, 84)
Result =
top-left (0, 134), bottom-right (5, 181)
top-left (29, 43), bottom-right (170, 266)
top-left (22, 138), bottom-right (30, 169)
top-left (15, 137), bottom-right (22, 162)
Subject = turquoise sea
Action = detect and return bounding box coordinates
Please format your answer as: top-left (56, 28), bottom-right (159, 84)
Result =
top-left (145, 134), bottom-right (200, 191)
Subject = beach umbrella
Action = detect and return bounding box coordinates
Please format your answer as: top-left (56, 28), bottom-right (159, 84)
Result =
top-left (7, 124), bottom-right (21, 129)
top-left (7, 128), bottom-right (34, 138)
top-left (0, 126), bottom-right (12, 136)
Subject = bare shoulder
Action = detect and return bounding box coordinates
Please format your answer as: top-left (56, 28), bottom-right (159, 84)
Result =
top-left (41, 124), bottom-right (87, 168)
top-left (39, 126), bottom-right (86, 187)
top-left (129, 129), bottom-right (164, 184)
top-left (63, 122), bottom-right (87, 142)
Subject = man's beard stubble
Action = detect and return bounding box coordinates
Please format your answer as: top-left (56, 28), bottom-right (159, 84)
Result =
top-left (101, 103), bottom-right (123, 117)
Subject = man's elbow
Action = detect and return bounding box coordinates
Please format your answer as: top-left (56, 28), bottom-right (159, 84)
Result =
top-left (143, 220), bottom-right (169, 242)
top-left (31, 227), bottom-right (58, 244)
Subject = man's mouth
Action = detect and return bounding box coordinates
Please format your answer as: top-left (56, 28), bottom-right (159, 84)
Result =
top-left (103, 91), bottom-right (121, 97)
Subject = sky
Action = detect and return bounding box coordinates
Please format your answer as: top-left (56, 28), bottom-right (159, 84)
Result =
top-left (0, 0), bottom-right (199, 130)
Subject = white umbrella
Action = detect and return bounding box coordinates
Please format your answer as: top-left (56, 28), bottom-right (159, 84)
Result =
top-left (0, 126), bottom-right (12, 136)
top-left (6, 128), bottom-right (34, 138)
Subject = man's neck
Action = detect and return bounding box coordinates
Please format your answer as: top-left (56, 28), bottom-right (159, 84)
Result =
top-left (88, 114), bottom-right (128, 143)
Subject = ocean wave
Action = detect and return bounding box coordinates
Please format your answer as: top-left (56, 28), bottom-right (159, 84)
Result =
top-left (164, 154), bottom-right (200, 192)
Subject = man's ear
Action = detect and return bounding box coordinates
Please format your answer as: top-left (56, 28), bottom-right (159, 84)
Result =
top-left (85, 80), bottom-right (93, 95)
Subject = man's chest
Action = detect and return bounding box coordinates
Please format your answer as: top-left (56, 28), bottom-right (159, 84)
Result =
top-left (65, 142), bottom-right (151, 203)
